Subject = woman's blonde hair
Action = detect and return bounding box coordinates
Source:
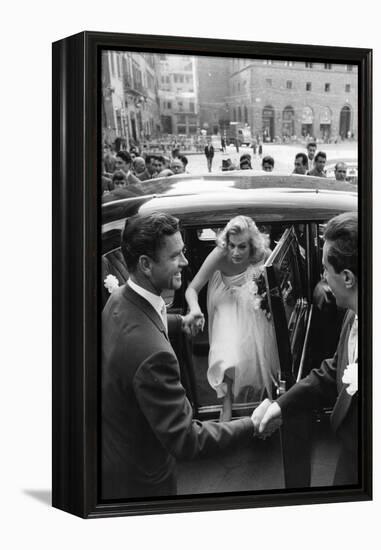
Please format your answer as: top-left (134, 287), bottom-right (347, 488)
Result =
top-left (216, 215), bottom-right (269, 259)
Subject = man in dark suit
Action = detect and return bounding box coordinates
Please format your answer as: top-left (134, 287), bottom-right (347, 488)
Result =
top-left (204, 137), bottom-right (214, 172)
top-left (102, 212), bottom-right (255, 499)
top-left (253, 212), bottom-right (358, 485)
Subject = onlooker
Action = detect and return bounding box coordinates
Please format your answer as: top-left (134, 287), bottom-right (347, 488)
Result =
top-left (170, 159), bottom-right (185, 174)
top-left (114, 151), bottom-right (142, 185)
top-left (133, 157), bottom-right (146, 178)
top-left (308, 151), bottom-right (327, 177)
top-left (262, 156), bottom-right (274, 172)
top-left (306, 141), bottom-right (317, 171)
top-left (221, 158), bottom-right (236, 171)
top-left (137, 154), bottom-right (157, 181)
top-left (112, 170), bottom-right (127, 188)
top-left (154, 155), bottom-right (165, 174)
top-left (240, 154), bottom-right (252, 170)
top-left (103, 143), bottom-right (116, 174)
top-left (334, 162), bottom-right (348, 181)
top-left (204, 137), bottom-right (214, 172)
top-left (293, 153), bottom-right (309, 175)
top-left (221, 136), bottom-right (226, 153)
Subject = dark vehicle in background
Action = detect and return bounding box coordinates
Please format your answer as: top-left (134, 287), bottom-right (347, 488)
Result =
top-left (101, 173), bottom-right (357, 493)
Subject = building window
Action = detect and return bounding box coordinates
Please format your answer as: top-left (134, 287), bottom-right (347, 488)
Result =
top-left (324, 63), bottom-right (332, 69)
top-left (305, 62), bottom-right (313, 68)
top-left (178, 101), bottom-right (183, 111)
top-left (174, 75), bottom-right (178, 83)
top-left (266, 78), bottom-right (272, 87)
top-left (238, 82), bottom-right (240, 91)
top-left (306, 82), bottom-right (312, 91)
top-left (325, 83), bottom-right (331, 92)
top-left (345, 84), bottom-right (351, 93)
top-left (286, 80), bottom-right (292, 89)
top-left (347, 64), bottom-right (353, 72)
top-left (189, 102), bottom-right (194, 113)
top-left (167, 101), bottom-right (172, 109)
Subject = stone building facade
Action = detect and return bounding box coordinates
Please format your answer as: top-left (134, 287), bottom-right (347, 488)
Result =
top-left (196, 56), bottom-right (230, 134)
top-left (157, 54), bottom-right (199, 135)
top-left (102, 50), bottom-right (161, 148)
top-left (226, 59), bottom-right (358, 142)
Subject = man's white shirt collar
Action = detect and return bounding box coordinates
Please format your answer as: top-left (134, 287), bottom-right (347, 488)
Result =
top-left (128, 279), bottom-right (166, 324)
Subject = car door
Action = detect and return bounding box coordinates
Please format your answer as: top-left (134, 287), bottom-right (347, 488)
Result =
top-left (263, 225), bottom-right (315, 487)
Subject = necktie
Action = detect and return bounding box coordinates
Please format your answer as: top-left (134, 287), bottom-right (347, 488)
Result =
top-left (160, 301), bottom-right (168, 333)
top-left (348, 316), bottom-right (358, 364)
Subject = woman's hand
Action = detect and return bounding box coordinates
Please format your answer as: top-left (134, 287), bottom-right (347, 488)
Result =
top-left (181, 310), bottom-right (205, 336)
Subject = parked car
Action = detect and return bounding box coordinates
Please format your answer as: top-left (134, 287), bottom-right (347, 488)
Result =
top-left (101, 173), bottom-right (357, 491)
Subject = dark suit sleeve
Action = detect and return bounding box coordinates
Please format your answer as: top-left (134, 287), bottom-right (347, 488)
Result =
top-left (277, 353), bottom-right (338, 414)
top-left (133, 350), bottom-right (253, 460)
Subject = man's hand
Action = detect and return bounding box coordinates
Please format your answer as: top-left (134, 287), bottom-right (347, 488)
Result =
top-left (259, 402), bottom-right (282, 437)
top-left (251, 399), bottom-right (282, 439)
top-left (181, 311), bottom-right (205, 336)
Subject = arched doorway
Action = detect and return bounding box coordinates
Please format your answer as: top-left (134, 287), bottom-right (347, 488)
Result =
top-left (319, 107), bottom-right (332, 142)
top-left (340, 106), bottom-right (352, 139)
top-left (301, 106), bottom-right (314, 138)
top-left (282, 106), bottom-right (295, 139)
top-left (262, 105), bottom-right (275, 142)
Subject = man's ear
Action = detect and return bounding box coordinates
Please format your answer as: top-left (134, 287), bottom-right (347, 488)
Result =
top-left (342, 269), bottom-right (357, 289)
top-left (138, 255), bottom-right (153, 276)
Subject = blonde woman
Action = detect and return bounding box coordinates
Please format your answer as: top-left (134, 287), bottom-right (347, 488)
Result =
top-left (185, 216), bottom-right (280, 421)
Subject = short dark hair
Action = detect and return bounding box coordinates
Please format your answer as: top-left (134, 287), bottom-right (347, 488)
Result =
top-left (179, 154), bottom-right (188, 167)
top-left (315, 151), bottom-right (327, 162)
top-left (307, 141), bottom-right (317, 149)
top-left (116, 150), bottom-right (132, 164)
top-left (112, 170), bottom-right (126, 183)
top-left (145, 154), bottom-right (156, 165)
top-left (295, 153), bottom-right (308, 166)
top-left (324, 212), bottom-right (358, 277)
top-left (121, 212), bottom-right (180, 271)
top-left (262, 156), bottom-right (274, 167)
top-left (155, 155), bottom-right (165, 164)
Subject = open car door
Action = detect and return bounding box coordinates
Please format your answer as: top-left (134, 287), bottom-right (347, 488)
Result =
top-left (264, 225), bottom-right (314, 488)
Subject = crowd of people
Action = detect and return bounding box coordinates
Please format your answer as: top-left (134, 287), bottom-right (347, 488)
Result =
top-left (102, 138), bottom-right (354, 201)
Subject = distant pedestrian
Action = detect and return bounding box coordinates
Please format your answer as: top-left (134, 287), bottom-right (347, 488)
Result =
top-left (204, 137), bottom-right (215, 173)
top-left (306, 141), bottom-right (317, 172)
top-left (221, 136), bottom-right (226, 153)
top-left (262, 156), bottom-right (274, 172)
top-left (258, 142), bottom-right (263, 157)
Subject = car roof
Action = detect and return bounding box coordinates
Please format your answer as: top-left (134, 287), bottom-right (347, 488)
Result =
top-left (102, 173), bottom-right (357, 232)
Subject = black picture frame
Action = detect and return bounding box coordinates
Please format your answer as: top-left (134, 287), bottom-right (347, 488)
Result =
top-left (52, 31), bottom-right (372, 519)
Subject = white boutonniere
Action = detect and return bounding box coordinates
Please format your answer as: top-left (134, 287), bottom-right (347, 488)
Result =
top-left (342, 363), bottom-right (358, 396)
top-left (104, 274), bottom-right (119, 294)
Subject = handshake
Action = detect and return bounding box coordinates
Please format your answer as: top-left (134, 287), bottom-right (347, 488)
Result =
top-left (251, 398), bottom-right (282, 439)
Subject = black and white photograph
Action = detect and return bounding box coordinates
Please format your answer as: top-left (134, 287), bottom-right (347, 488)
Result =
top-left (3, 0), bottom-right (380, 547)
top-left (99, 46), bottom-right (366, 504)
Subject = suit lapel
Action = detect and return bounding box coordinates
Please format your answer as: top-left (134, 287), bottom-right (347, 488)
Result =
top-left (122, 284), bottom-right (169, 340)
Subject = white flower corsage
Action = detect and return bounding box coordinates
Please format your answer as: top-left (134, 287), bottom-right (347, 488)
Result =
top-left (342, 363), bottom-right (358, 396)
top-left (104, 274), bottom-right (119, 294)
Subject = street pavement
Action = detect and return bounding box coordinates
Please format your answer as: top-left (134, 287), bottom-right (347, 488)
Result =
top-left (184, 142), bottom-right (358, 176)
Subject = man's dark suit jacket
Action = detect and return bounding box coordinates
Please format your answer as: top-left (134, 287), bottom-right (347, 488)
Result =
top-left (204, 145), bottom-right (214, 159)
top-left (102, 284), bottom-right (253, 499)
top-left (277, 310), bottom-right (358, 485)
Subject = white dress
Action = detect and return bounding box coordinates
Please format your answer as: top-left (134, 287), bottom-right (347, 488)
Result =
top-left (206, 262), bottom-right (280, 401)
